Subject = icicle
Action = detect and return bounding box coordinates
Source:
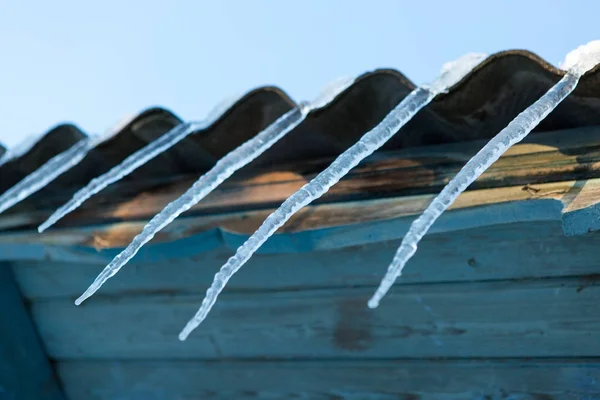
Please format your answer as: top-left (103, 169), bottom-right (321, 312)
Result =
top-left (0, 132), bottom-right (47, 168)
top-left (368, 40), bottom-right (600, 309)
top-left (178, 53), bottom-right (488, 340)
top-left (37, 93), bottom-right (247, 233)
top-left (0, 113), bottom-right (142, 215)
top-left (38, 123), bottom-right (189, 232)
top-left (74, 76), bottom-right (356, 306)
top-left (0, 138), bottom-right (95, 214)
top-left (38, 81), bottom-right (359, 234)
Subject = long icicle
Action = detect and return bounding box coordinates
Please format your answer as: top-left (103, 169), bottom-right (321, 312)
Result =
top-left (0, 114), bottom-right (139, 214)
top-left (74, 76), bottom-right (356, 306)
top-left (0, 132), bottom-right (47, 168)
top-left (37, 92), bottom-right (246, 233)
top-left (178, 52), bottom-right (489, 341)
top-left (0, 138), bottom-right (95, 214)
top-left (368, 40), bottom-right (600, 309)
top-left (38, 124), bottom-right (192, 232)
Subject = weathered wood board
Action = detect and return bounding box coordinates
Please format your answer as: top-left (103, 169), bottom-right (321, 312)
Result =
top-left (26, 274), bottom-right (600, 360)
top-left (3, 126), bottom-right (600, 250)
top-left (0, 264), bottom-right (65, 400)
top-left (57, 359), bottom-right (600, 400)
top-left (9, 221), bottom-right (600, 300)
top-left (4, 127), bottom-right (600, 399)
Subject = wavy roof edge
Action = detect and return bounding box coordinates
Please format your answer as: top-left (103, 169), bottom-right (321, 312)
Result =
top-left (2, 49), bottom-right (600, 167)
top-left (358, 49), bottom-right (600, 98)
top-left (0, 86), bottom-right (296, 163)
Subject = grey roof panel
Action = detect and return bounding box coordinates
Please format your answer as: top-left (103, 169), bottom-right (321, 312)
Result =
top-left (2, 50), bottom-right (600, 214)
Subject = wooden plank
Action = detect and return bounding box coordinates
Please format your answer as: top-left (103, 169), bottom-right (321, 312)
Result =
top-left (56, 359), bottom-right (600, 400)
top-left (0, 264), bottom-right (65, 400)
top-left (31, 277), bottom-right (600, 360)
top-left (1, 126), bottom-right (600, 235)
top-left (0, 179), bottom-right (576, 261)
top-left (1, 126), bottom-right (600, 259)
top-left (11, 221), bottom-right (600, 300)
top-left (39, 125), bottom-right (600, 225)
top-left (562, 178), bottom-right (600, 236)
top-left (59, 131), bottom-right (600, 226)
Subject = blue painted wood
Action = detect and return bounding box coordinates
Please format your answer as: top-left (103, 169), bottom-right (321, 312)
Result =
top-left (0, 263), bottom-right (65, 400)
top-left (562, 183), bottom-right (600, 237)
top-left (1, 126), bottom-right (599, 399)
top-left (56, 359), bottom-right (600, 400)
top-left (31, 276), bottom-right (600, 360)
top-left (11, 221), bottom-right (600, 300)
top-left (563, 205), bottom-right (600, 236)
top-left (0, 196), bottom-right (564, 264)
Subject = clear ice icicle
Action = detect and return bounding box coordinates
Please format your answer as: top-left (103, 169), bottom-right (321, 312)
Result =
top-left (74, 76), bottom-right (356, 306)
top-left (368, 40), bottom-right (600, 309)
top-left (0, 138), bottom-right (95, 214)
top-left (0, 114), bottom-right (141, 215)
top-left (178, 53), bottom-right (488, 340)
top-left (38, 93), bottom-right (247, 233)
top-left (0, 132), bottom-right (47, 168)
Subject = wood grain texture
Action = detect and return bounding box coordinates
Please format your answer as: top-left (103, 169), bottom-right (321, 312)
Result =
top-left (0, 126), bottom-right (598, 269)
top-left (561, 178), bottom-right (600, 236)
top-left (57, 359), bottom-right (600, 400)
top-left (11, 221), bottom-right (600, 300)
top-left (1, 126), bottom-right (600, 243)
top-left (0, 264), bottom-right (65, 400)
top-left (0, 179), bottom-right (577, 263)
top-left (2, 126), bottom-right (600, 399)
top-left (31, 276), bottom-right (600, 360)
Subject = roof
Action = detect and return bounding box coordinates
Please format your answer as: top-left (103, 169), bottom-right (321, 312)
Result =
top-left (1, 49), bottom-right (600, 223)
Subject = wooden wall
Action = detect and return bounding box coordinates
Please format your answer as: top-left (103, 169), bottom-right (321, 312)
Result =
top-left (0, 264), bottom-right (65, 400)
top-left (7, 219), bottom-right (600, 399)
top-left (4, 126), bottom-right (600, 399)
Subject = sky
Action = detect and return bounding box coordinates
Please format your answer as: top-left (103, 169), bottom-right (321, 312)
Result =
top-left (0, 0), bottom-right (597, 148)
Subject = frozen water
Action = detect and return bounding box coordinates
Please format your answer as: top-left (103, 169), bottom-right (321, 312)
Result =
top-left (0, 138), bottom-right (94, 214)
top-left (560, 40), bottom-right (600, 76)
top-left (0, 114), bottom-right (141, 215)
top-left (37, 91), bottom-right (246, 233)
top-left (38, 123), bottom-right (198, 232)
top-left (178, 53), bottom-right (488, 340)
top-left (425, 53), bottom-right (488, 94)
top-left (310, 76), bottom-right (356, 108)
top-left (368, 41), bottom-right (600, 309)
top-left (0, 132), bottom-right (48, 168)
top-left (39, 80), bottom-right (358, 233)
top-left (74, 76), bottom-right (354, 306)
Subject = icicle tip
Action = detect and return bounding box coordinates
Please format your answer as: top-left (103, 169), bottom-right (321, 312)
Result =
top-left (74, 290), bottom-right (93, 306)
top-left (367, 297), bottom-right (379, 309)
top-left (178, 322), bottom-right (196, 341)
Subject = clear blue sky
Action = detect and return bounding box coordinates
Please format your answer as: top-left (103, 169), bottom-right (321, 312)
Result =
top-left (0, 0), bottom-right (597, 147)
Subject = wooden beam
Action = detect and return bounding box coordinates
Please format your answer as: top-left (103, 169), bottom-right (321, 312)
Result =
top-left (1, 126), bottom-right (600, 233)
top-left (0, 264), bottom-right (65, 400)
top-left (0, 127), bottom-right (599, 262)
top-left (31, 276), bottom-right (600, 360)
top-left (562, 178), bottom-right (600, 236)
top-left (10, 220), bottom-right (600, 300)
top-left (56, 359), bottom-right (600, 400)
top-left (0, 178), bottom-right (581, 261)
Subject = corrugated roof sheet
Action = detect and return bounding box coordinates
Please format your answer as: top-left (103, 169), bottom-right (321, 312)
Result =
top-left (2, 50), bottom-right (600, 216)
